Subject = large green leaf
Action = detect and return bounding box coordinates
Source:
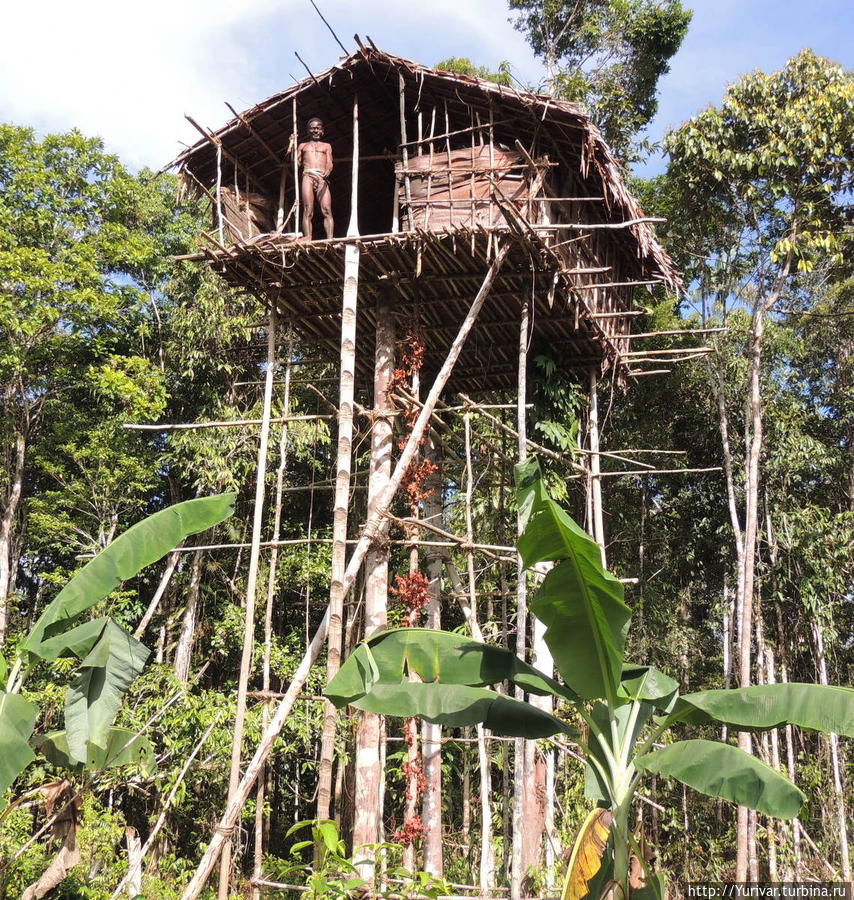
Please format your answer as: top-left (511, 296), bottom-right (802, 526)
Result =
top-left (349, 682), bottom-right (574, 738)
top-left (619, 665), bottom-right (679, 712)
top-left (64, 621), bottom-right (150, 764)
top-left (34, 616), bottom-right (113, 662)
top-left (635, 739), bottom-right (805, 818)
top-left (515, 460), bottom-right (629, 702)
top-left (673, 684), bottom-right (854, 736)
top-left (326, 628), bottom-right (576, 705)
top-left (35, 727), bottom-right (154, 772)
top-left (22, 493), bottom-right (236, 657)
top-left (0, 692), bottom-right (37, 799)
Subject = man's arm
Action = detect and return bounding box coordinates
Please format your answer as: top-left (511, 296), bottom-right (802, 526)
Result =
top-left (323, 143), bottom-right (333, 178)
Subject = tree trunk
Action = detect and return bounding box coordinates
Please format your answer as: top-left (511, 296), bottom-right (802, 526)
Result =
top-left (736, 298), bottom-right (766, 880)
top-left (173, 549), bottom-right (204, 684)
top-left (0, 427), bottom-right (26, 647)
top-left (352, 298), bottom-right (394, 881)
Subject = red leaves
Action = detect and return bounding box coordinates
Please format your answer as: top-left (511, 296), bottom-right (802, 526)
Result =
top-left (394, 814), bottom-right (425, 846)
top-left (391, 571), bottom-right (430, 625)
top-left (402, 458), bottom-right (438, 508)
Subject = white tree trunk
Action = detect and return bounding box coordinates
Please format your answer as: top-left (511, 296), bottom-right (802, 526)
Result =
top-left (421, 441), bottom-right (444, 876)
top-left (352, 298), bottom-right (394, 881)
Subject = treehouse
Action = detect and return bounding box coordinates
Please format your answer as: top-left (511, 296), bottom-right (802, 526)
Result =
top-left (162, 46), bottom-right (685, 893)
top-left (167, 45), bottom-right (679, 393)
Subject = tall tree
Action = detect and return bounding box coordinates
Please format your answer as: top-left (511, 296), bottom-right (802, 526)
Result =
top-left (664, 50), bottom-right (854, 879)
top-left (508, 0), bottom-right (691, 154)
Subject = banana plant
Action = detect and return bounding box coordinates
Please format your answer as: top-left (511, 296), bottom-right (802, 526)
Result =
top-left (0, 493), bottom-right (236, 804)
top-left (326, 460), bottom-right (854, 898)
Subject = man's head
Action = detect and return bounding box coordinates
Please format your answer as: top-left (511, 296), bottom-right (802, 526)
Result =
top-left (307, 118), bottom-right (325, 139)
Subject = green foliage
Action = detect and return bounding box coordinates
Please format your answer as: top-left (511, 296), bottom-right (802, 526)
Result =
top-left (329, 461), bottom-right (854, 896)
top-left (665, 50), bottom-right (854, 274)
top-left (508, 0), bottom-right (691, 155)
top-left (0, 494), bottom-right (234, 801)
top-left (436, 57), bottom-right (513, 86)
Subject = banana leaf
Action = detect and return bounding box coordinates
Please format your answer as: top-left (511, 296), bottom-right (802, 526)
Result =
top-left (347, 681), bottom-right (574, 738)
top-left (673, 683), bottom-right (854, 736)
top-left (326, 627), bottom-right (576, 705)
top-left (35, 727), bottom-right (154, 772)
top-left (635, 739), bottom-right (805, 818)
top-left (64, 621), bottom-right (150, 764)
top-left (23, 493), bottom-right (236, 657)
top-left (0, 692), bottom-right (37, 799)
top-left (515, 459), bottom-right (630, 703)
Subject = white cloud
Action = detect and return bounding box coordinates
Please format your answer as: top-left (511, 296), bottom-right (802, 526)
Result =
top-left (0, 0), bottom-right (540, 171)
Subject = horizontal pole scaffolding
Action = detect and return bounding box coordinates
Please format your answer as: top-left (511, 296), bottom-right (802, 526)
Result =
top-left (123, 414), bottom-right (333, 431)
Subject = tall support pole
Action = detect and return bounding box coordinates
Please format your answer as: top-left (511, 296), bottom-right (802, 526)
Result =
top-left (216, 143), bottom-right (224, 244)
top-left (421, 440), bottom-right (444, 877)
top-left (251, 336), bottom-right (293, 900)
top-left (292, 98), bottom-right (300, 235)
top-left (511, 292), bottom-right (530, 900)
top-left (588, 367), bottom-right (606, 565)
top-left (317, 95), bottom-right (360, 822)
top-left (463, 415), bottom-right (496, 889)
top-left (352, 295), bottom-right (395, 881)
top-left (218, 305), bottom-right (277, 899)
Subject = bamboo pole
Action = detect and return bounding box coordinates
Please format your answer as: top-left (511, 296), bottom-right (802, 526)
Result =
top-left (464, 414), bottom-right (496, 889)
top-left (124, 415), bottom-right (332, 431)
top-left (421, 440), bottom-right (444, 877)
top-left (218, 306), bottom-right (278, 899)
top-left (317, 94), bottom-right (361, 821)
top-left (588, 369), bottom-right (606, 564)
top-left (511, 293), bottom-right (529, 900)
top-left (252, 340), bottom-right (293, 900)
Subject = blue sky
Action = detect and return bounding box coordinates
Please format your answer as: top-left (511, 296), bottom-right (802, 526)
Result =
top-left (1, 0), bottom-right (851, 173)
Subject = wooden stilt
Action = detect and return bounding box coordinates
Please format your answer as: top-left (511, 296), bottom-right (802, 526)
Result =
top-left (511, 292), bottom-right (529, 900)
top-left (251, 337), bottom-right (293, 900)
top-left (464, 414), bottom-right (496, 890)
top-left (421, 439), bottom-right (444, 877)
top-left (588, 368), bottom-right (606, 564)
top-left (317, 95), bottom-right (361, 821)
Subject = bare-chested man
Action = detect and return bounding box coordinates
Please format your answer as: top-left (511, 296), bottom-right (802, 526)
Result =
top-left (297, 118), bottom-right (334, 240)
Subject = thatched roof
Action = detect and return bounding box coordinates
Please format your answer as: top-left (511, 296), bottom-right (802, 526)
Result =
top-left (166, 45), bottom-right (679, 291)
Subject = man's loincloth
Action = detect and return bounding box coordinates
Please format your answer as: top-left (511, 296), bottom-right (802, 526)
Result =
top-left (302, 169), bottom-right (329, 196)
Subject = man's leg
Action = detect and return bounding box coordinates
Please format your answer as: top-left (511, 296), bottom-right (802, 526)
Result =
top-left (318, 183), bottom-right (334, 239)
top-left (301, 175), bottom-right (315, 239)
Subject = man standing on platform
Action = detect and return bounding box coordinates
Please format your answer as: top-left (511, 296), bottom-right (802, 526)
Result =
top-left (296, 117), bottom-right (334, 240)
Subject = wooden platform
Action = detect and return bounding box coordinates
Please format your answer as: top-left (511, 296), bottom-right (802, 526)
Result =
top-left (189, 225), bottom-right (663, 394)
